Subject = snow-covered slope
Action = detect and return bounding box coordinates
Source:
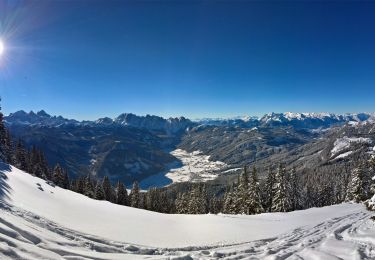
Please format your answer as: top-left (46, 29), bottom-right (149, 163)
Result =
top-left (1, 165), bottom-right (375, 259)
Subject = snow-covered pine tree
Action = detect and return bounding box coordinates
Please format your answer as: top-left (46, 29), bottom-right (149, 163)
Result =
top-left (175, 193), bottom-right (183, 213)
top-left (272, 164), bottom-right (292, 212)
top-left (289, 167), bottom-right (302, 210)
top-left (318, 182), bottom-right (334, 206)
top-left (146, 187), bottom-right (161, 211)
top-left (84, 174), bottom-right (95, 198)
top-left (265, 166), bottom-right (276, 212)
top-left (61, 168), bottom-right (70, 189)
top-left (158, 191), bottom-right (170, 213)
top-left (4, 129), bottom-right (13, 164)
top-left (199, 184), bottom-right (208, 214)
top-left (175, 192), bottom-right (189, 214)
top-left (0, 99), bottom-right (12, 163)
top-left (188, 185), bottom-right (202, 214)
top-left (94, 183), bottom-right (105, 200)
top-left (209, 197), bottom-right (221, 214)
top-left (15, 139), bottom-right (28, 171)
top-left (227, 183), bottom-right (240, 214)
top-left (347, 161), bottom-right (368, 202)
top-left (139, 192), bottom-right (147, 209)
top-left (370, 156), bottom-right (375, 195)
top-left (247, 166), bottom-right (264, 214)
top-left (222, 185), bottom-right (234, 214)
top-left (77, 176), bottom-right (85, 194)
top-left (238, 166), bottom-right (250, 214)
top-left (102, 176), bottom-right (114, 202)
top-left (363, 160), bottom-right (374, 200)
top-left (116, 180), bottom-right (128, 206)
top-left (130, 181), bottom-right (140, 208)
top-left (52, 164), bottom-right (64, 187)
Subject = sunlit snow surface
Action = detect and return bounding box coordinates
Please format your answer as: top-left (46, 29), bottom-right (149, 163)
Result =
top-left (166, 149), bottom-right (226, 183)
top-left (1, 165), bottom-right (375, 259)
top-left (140, 149), bottom-right (228, 188)
top-left (331, 136), bottom-right (372, 156)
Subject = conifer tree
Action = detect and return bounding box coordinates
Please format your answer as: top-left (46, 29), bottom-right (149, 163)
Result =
top-left (199, 184), bottom-right (208, 214)
top-left (76, 176), bottom-right (85, 194)
top-left (102, 176), bottom-right (114, 202)
top-left (4, 129), bottom-right (13, 164)
top-left (116, 180), bottom-right (128, 206)
top-left (370, 156), bottom-right (375, 195)
top-left (238, 166), bottom-right (250, 214)
top-left (130, 181), bottom-right (140, 208)
top-left (272, 164), bottom-right (292, 212)
top-left (158, 191), bottom-right (170, 213)
top-left (209, 197), bottom-right (221, 214)
top-left (247, 166), bottom-right (264, 214)
top-left (15, 139), bottom-right (28, 170)
top-left (0, 98), bottom-right (10, 163)
top-left (318, 182), bottom-right (334, 206)
top-left (347, 163), bottom-right (366, 202)
top-left (289, 167), bottom-right (302, 210)
top-left (52, 164), bottom-right (64, 187)
top-left (188, 185), bottom-right (202, 214)
top-left (94, 183), bottom-right (105, 200)
top-left (223, 184), bottom-right (236, 214)
top-left (175, 192), bottom-right (189, 214)
top-left (362, 160), bottom-right (373, 200)
top-left (265, 166), bottom-right (276, 212)
top-left (84, 174), bottom-right (95, 198)
top-left (62, 168), bottom-right (70, 189)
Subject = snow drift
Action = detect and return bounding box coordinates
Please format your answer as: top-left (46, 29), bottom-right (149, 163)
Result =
top-left (0, 164), bottom-right (375, 259)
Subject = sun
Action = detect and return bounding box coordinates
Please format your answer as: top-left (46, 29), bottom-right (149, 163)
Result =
top-left (0, 40), bottom-right (4, 56)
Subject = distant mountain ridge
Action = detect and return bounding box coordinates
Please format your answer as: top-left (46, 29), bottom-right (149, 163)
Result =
top-left (4, 109), bottom-right (375, 185)
top-left (6, 110), bottom-right (375, 130)
top-left (195, 112), bottom-right (375, 129)
top-left (6, 110), bottom-right (194, 133)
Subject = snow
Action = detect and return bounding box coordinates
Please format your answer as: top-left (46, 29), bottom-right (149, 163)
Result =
top-left (140, 149), bottom-right (227, 188)
top-left (348, 121), bottom-right (359, 126)
top-left (165, 149), bottom-right (226, 183)
top-left (1, 165), bottom-right (375, 259)
top-left (334, 151), bottom-right (353, 159)
top-left (331, 136), bottom-right (372, 156)
top-left (222, 167), bottom-right (242, 173)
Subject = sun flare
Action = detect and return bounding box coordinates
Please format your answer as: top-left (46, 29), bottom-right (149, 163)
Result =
top-left (0, 40), bottom-right (4, 56)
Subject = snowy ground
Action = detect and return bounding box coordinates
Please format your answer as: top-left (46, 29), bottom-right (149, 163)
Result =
top-left (140, 149), bottom-right (228, 188)
top-left (165, 149), bottom-right (227, 183)
top-left (331, 136), bottom-right (372, 157)
top-left (1, 165), bottom-right (375, 259)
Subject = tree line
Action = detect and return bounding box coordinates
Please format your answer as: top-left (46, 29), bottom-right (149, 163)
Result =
top-left (73, 155), bottom-right (373, 215)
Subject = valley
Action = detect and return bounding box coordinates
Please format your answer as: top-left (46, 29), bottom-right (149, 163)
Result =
top-left (4, 110), bottom-right (375, 186)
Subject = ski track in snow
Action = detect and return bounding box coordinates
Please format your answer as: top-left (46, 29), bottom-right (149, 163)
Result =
top-left (1, 166), bottom-right (375, 259)
top-left (1, 202), bottom-right (374, 259)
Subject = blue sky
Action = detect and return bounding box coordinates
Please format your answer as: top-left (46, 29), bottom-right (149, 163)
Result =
top-left (0, 1), bottom-right (375, 120)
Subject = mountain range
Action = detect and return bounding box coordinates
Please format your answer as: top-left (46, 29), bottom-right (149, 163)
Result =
top-left (4, 110), bottom-right (375, 185)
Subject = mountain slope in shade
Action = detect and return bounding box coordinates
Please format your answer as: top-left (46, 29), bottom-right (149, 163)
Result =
top-left (0, 164), bottom-right (374, 259)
